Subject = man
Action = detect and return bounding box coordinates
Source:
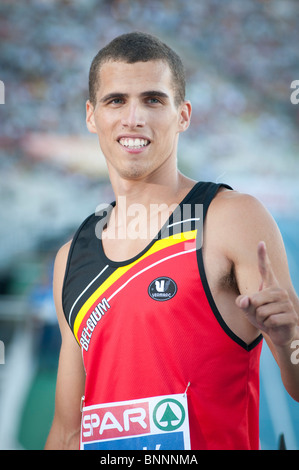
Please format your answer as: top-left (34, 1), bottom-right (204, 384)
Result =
top-left (45, 32), bottom-right (299, 450)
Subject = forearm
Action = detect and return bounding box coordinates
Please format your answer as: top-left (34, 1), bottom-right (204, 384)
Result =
top-left (45, 416), bottom-right (80, 450)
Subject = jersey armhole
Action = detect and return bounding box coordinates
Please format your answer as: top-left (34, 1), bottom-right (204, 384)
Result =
top-left (196, 182), bottom-right (263, 351)
top-left (196, 247), bottom-right (263, 351)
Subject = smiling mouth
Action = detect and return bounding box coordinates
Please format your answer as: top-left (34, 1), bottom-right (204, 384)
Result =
top-left (118, 137), bottom-right (150, 149)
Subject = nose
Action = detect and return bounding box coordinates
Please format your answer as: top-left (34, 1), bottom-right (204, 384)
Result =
top-left (121, 102), bottom-right (145, 128)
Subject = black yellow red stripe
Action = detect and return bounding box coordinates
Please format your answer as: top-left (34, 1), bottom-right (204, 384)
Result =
top-left (73, 230), bottom-right (197, 341)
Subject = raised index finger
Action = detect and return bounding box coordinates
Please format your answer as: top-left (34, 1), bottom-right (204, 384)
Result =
top-left (257, 241), bottom-right (278, 288)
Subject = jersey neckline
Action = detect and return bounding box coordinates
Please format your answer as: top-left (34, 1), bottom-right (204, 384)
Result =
top-left (97, 181), bottom-right (201, 267)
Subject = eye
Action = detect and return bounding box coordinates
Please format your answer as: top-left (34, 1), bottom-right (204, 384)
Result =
top-left (146, 97), bottom-right (161, 105)
top-left (110, 98), bottom-right (124, 105)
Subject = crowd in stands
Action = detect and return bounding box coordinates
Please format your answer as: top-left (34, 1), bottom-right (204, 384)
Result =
top-left (0, 0), bottom-right (299, 450)
top-left (0, 0), bottom-right (298, 268)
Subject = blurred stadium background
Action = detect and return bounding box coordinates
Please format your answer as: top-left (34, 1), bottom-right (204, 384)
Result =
top-left (0, 0), bottom-right (299, 450)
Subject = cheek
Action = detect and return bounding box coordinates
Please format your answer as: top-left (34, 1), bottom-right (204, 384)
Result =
top-left (153, 113), bottom-right (180, 135)
top-left (94, 108), bottom-right (116, 131)
top-left (159, 120), bottom-right (181, 145)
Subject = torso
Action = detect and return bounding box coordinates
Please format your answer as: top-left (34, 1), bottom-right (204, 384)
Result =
top-left (62, 180), bottom-right (263, 450)
top-left (101, 183), bottom-right (260, 346)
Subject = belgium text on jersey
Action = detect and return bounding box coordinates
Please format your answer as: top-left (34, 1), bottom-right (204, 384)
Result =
top-left (80, 298), bottom-right (110, 351)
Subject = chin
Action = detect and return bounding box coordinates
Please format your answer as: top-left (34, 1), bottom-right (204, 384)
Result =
top-left (118, 164), bottom-right (152, 181)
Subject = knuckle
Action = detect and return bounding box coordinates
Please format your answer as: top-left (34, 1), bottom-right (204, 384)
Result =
top-left (279, 288), bottom-right (289, 300)
top-left (255, 305), bottom-right (266, 320)
top-left (268, 315), bottom-right (280, 328)
top-left (250, 294), bottom-right (259, 308)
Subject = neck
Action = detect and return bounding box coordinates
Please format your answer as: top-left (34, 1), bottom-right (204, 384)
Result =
top-left (113, 172), bottom-right (193, 207)
top-left (105, 171), bottom-right (196, 240)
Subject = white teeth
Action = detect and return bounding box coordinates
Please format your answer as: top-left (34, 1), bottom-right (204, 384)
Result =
top-left (119, 138), bottom-right (149, 148)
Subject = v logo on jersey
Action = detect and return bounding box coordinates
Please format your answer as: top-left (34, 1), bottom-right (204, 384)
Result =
top-left (155, 279), bottom-right (168, 292)
top-left (148, 277), bottom-right (177, 302)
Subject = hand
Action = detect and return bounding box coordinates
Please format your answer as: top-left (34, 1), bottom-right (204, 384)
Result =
top-left (236, 241), bottom-right (298, 347)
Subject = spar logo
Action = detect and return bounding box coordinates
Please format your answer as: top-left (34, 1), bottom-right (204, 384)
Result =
top-left (153, 398), bottom-right (185, 431)
top-left (82, 401), bottom-right (150, 441)
top-left (81, 394), bottom-right (190, 450)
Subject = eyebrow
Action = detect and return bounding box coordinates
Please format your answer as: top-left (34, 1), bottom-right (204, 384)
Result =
top-left (141, 90), bottom-right (170, 100)
top-left (99, 90), bottom-right (170, 103)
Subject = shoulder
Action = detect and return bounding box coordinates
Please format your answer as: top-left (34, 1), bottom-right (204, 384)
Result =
top-left (206, 188), bottom-right (285, 264)
top-left (213, 188), bottom-right (270, 216)
top-left (54, 240), bottom-right (73, 278)
top-left (209, 188), bottom-right (277, 235)
top-left (53, 240), bottom-right (72, 329)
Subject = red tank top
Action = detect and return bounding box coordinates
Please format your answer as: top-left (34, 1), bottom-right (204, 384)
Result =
top-left (62, 182), bottom-right (262, 450)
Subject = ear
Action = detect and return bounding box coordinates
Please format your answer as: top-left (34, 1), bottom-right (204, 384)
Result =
top-left (86, 100), bottom-right (97, 134)
top-left (178, 100), bottom-right (192, 133)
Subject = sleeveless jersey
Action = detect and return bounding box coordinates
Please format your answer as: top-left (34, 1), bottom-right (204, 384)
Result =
top-left (62, 182), bottom-right (263, 450)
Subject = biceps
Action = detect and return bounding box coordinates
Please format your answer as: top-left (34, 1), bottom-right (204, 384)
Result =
top-left (227, 198), bottom-right (291, 296)
top-left (234, 218), bottom-right (292, 297)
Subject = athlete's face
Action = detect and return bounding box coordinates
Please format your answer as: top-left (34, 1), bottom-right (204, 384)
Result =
top-left (86, 60), bottom-right (191, 182)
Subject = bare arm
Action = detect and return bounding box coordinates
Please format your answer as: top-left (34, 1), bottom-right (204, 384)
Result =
top-left (215, 191), bottom-right (299, 401)
top-left (45, 242), bottom-right (85, 450)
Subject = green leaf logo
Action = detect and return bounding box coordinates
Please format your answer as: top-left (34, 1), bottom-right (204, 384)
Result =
top-left (153, 398), bottom-right (185, 431)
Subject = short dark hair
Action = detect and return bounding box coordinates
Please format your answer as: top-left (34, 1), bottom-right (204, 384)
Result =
top-left (88, 31), bottom-right (186, 107)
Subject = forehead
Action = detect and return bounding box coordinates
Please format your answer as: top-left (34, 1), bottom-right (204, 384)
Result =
top-left (96, 60), bottom-right (175, 98)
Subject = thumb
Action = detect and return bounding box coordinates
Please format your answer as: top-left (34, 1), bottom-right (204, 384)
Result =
top-left (235, 294), bottom-right (250, 310)
top-left (235, 295), bottom-right (256, 318)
